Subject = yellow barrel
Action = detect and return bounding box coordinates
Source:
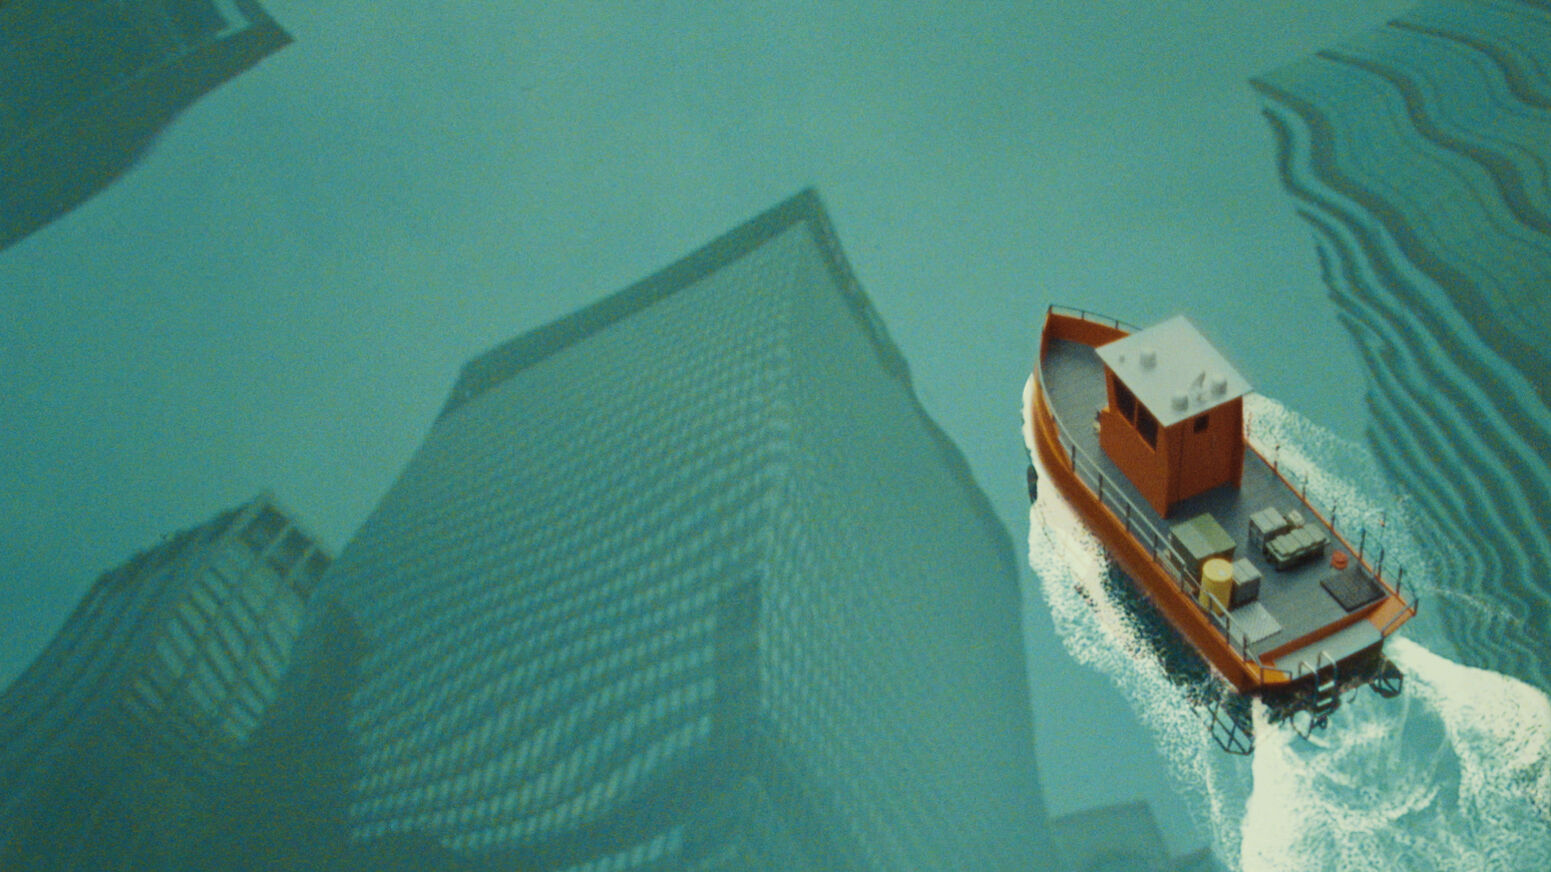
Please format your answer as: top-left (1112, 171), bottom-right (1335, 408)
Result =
top-left (1199, 557), bottom-right (1234, 616)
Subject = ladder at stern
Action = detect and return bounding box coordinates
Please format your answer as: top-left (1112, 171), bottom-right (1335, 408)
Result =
top-left (1293, 652), bottom-right (1341, 738)
top-left (1205, 691), bottom-right (1255, 756)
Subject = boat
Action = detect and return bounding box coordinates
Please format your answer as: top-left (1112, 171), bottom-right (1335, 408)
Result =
top-left (1025, 306), bottom-right (1419, 746)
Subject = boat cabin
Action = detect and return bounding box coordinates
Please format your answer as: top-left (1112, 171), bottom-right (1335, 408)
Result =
top-left (1094, 316), bottom-right (1252, 518)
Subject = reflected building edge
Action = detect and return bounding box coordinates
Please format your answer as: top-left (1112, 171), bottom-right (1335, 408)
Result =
top-left (0, 190), bottom-right (1212, 870)
top-left (306, 189), bottom-right (1053, 871)
top-left (1252, 0), bottom-right (1551, 693)
top-left (0, 494), bottom-right (330, 870)
top-left (0, 0), bottom-right (291, 252)
top-left (1049, 801), bottom-right (1224, 872)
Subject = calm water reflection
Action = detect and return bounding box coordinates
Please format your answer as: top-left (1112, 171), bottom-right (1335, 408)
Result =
top-left (4, 1), bottom-right (1550, 869)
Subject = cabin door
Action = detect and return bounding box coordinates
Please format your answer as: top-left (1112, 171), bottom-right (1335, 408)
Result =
top-left (1179, 412), bottom-right (1232, 500)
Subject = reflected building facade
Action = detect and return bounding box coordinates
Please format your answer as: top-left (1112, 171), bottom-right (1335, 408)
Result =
top-left (1252, 0), bottom-right (1551, 693)
top-left (0, 495), bottom-right (330, 870)
top-left (0, 0), bottom-right (291, 251)
top-left (312, 190), bottom-right (1053, 870)
top-left (1050, 802), bottom-right (1222, 872)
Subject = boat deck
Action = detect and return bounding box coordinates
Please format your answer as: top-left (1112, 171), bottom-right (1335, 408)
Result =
top-left (1042, 336), bottom-right (1384, 664)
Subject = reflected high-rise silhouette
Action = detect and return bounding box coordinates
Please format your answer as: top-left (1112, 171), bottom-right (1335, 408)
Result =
top-left (0, 0), bottom-right (291, 252)
top-left (0, 495), bottom-right (330, 870)
top-left (308, 189), bottom-right (1053, 870)
top-left (1253, 0), bottom-right (1551, 696)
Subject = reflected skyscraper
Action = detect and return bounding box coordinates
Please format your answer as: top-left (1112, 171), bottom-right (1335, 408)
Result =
top-left (0, 0), bottom-right (291, 251)
top-left (1050, 802), bottom-right (1223, 872)
top-left (1253, 0), bottom-right (1551, 693)
top-left (0, 495), bottom-right (330, 870)
top-left (311, 189), bottom-right (1053, 870)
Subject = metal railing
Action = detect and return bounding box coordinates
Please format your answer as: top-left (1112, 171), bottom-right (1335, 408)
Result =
top-left (1250, 436), bottom-right (1421, 632)
top-left (1040, 306), bottom-right (1421, 683)
top-left (1058, 431), bottom-right (1270, 681)
top-left (1047, 304), bottom-right (1141, 334)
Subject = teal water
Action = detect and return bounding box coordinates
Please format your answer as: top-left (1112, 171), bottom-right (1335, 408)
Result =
top-left (4, 1), bottom-right (1550, 868)
top-left (1026, 391), bottom-right (1551, 870)
top-left (1255, 0), bottom-right (1551, 697)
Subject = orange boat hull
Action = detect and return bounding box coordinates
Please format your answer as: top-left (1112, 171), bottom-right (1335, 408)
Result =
top-left (1030, 309), bottom-right (1416, 695)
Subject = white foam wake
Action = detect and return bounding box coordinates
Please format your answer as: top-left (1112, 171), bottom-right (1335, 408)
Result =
top-left (1240, 638), bottom-right (1551, 871)
top-left (1023, 381), bottom-right (1551, 870)
top-left (1022, 375), bottom-right (1253, 867)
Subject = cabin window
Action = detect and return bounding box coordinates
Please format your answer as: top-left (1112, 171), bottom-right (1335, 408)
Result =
top-left (1137, 405), bottom-right (1159, 448)
top-left (1194, 413), bottom-right (1210, 433)
top-left (1114, 379), bottom-right (1136, 423)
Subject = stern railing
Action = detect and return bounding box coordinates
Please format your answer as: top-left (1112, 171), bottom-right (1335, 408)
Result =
top-left (1249, 433), bottom-right (1421, 634)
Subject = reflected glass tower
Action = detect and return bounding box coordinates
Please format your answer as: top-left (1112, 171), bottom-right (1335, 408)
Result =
top-left (314, 190), bottom-right (1052, 870)
top-left (1253, 0), bottom-right (1551, 694)
top-left (1050, 801), bottom-right (1223, 872)
top-left (0, 0), bottom-right (291, 251)
top-left (0, 495), bottom-right (330, 870)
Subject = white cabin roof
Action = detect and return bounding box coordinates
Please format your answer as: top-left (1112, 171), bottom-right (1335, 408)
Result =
top-left (1095, 315), bottom-right (1251, 427)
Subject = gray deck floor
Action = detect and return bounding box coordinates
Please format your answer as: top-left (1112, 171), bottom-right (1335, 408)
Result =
top-left (1042, 337), bottom-right (1376, 661)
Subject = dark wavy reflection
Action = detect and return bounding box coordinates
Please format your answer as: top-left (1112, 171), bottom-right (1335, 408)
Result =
top-left (1253, 0), bottom-right (1551, 695)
